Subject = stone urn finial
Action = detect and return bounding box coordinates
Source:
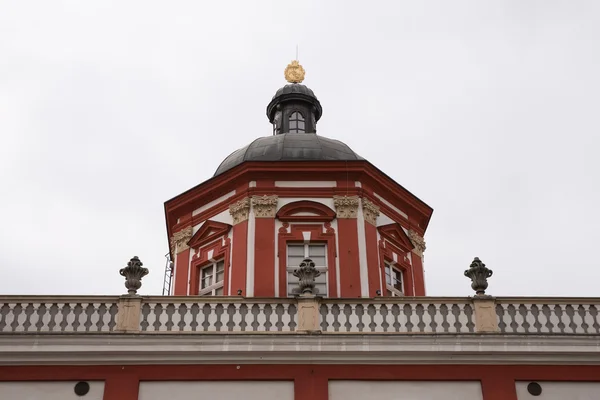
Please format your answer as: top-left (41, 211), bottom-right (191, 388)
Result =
top-left (464, 257), bottom-right (493, 296)
top-left (119, 256), bottom-right (149, 295)
top-left (293, 258), bottom-right (321, 295)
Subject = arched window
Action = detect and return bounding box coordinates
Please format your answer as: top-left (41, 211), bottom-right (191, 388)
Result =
top-left (289, 111), bottom-right (305, 133)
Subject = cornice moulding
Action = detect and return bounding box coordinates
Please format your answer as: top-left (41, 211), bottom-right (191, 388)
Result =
top-left (1, 334), bottom-right (598, 366)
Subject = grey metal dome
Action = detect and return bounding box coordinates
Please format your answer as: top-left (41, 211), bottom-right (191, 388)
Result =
top-left (267, 83), bottom-right (323, 123)
top-left (272, 83), bottom-right (316, 99)
top-left (214, 133), bottom-right (363, 176)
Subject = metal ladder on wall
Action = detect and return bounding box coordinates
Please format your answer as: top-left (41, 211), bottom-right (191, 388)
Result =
top-left (162, 252), bottom-right (174, 296)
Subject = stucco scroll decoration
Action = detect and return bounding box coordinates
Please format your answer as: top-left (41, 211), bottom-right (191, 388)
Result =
top-left (333, 195), bottom-right (360, 219)
top-left (251, 195), bottom-right (278, 218)
top-left (170, 226), bottom-right (193, 255)
top-left (229, 197), bottom-right (251, 225)
top-left (362, 198), bottom-right (380, 226)
top-left (407, 230), bottom-right (426, 257)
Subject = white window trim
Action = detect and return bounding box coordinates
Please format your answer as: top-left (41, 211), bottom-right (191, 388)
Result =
top-left (286, 243), bottom-right (328, 297)
top-left (199, 260), bottom-right (224, 296)
top-left (385, 262), bottom-right (404, 297)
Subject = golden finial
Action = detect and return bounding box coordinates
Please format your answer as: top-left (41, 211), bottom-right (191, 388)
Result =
top-left (284, 60), bottom-right (305, 83)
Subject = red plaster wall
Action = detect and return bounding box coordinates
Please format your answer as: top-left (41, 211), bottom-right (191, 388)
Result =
top-left (253, 218), bottom-right (276, 297)
top-left (411, 252), bottom-right (426, 296)
top-left (230, 220), bottom-right (248, 295)
top-left (337, 218), bottom-right (361, 297)
top-left (173, 248), bottom-right (190, 296)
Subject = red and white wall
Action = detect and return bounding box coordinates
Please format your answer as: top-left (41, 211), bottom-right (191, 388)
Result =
top-left (168, 177), bottom-right (429, 298)
top-left (3, 365), bottom-right (600, 400)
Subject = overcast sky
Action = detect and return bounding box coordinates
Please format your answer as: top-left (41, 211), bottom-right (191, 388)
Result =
top-left (1, 1), bottom-right (599, 297)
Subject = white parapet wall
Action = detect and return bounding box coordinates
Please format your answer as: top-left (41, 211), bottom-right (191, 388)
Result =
top-left (329, 380), bottom-right (483, 400)
top-left (0, 381), bottom-right (105, 399)
top-left (139, 381), bottom-right (294, 400)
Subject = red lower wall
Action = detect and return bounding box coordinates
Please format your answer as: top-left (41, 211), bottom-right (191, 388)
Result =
top-left (253, 218), bottom-right (275, 297)
top-left (337, 218), bottom-right (361, 297)
top-left (230, 220), bottom-right (248, 295)
top-left (411, 252), bottom-right (426, 296)
top-left (2, 364), bottom-right (600, 400)
top-left (173, 248), bottom-right (191, 295)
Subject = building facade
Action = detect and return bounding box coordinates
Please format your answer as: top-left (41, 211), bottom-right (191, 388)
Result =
top-left (1, 62), bottom-right (599, 400)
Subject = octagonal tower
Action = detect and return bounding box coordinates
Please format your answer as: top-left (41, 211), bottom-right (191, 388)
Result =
top-left (164, 61), bottom-right (433, 298)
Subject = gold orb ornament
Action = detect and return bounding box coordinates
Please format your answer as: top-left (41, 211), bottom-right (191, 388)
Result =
top-left (284, 60), bottom-right (305, 83)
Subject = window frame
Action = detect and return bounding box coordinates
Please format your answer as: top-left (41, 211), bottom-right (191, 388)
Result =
top-left (189, 234), bottom-right (231, 296)
top-left (288, 111), bottom-right (306, 133)
top-left (384, 261), bottom-right (404, 297)
top-left (286, 242), bottom-right (328, 297)
top-left (198, 260), bottom-right (225, 296)
top-left (377, 236), bottom-right (415, 297)
top-left (278, 221), bottom-right (337, 298)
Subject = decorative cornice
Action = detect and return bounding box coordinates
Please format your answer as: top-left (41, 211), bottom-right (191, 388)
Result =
top-left (251, 195), bottom-right (278, 218)
top-left (170, 226), bottom-right (193, 254)
top-left (362, 198), bottom-right (380, 226)
top-left (187, 220), bottom-right (232, 250)
top-left (229, 198), bottom-right (251, 225)
top-left (277, 200), bottom-right (336, 222)
top-left (333, 195), bottom-right (360, 219)
top-left (407, 230), bottom-right (426, 257)
top-left (2, 334), bottom-right (599, 365)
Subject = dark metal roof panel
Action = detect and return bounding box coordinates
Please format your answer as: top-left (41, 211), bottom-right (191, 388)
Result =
top-left (272, 84), bottom-right (317, 100)
top-left (214, 133), bottom-right (362, 176)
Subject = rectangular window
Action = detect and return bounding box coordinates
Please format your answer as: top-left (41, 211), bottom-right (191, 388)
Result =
top-left (199, 260), bottom-right (225, 296)
top-left (287, 243), bottom-right (328, 297)
top-left (385, 262), bottom-right (404, 296)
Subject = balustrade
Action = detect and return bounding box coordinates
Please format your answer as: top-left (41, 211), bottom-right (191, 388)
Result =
top-left (1, 295), bottom-right (599, 335)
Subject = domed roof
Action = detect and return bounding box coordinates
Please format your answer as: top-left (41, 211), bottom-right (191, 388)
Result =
top-left (272, 83), bottom-right (317, 99)
top-left (266, 83), bottom-right (323, 123)
top-left (214, 133), bottom-right (363, 176)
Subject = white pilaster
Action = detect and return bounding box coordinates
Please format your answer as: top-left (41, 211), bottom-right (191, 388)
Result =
top-left (356, 201), bottom-right (370, 298)
top-left (246, 207), bottom-right (256, 297)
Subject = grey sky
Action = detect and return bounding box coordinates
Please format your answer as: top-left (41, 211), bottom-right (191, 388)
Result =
top-left (1, 1), bottom-right (599, 297)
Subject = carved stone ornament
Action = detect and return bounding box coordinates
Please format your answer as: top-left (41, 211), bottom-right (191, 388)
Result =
top-left (119, 256), bottom-right (149, 295)
top-left (464, 257), bottom-right (493, 296)
top-left (407, 230), bottom-right (426, 257)
top-left (251, 195), bottom-right (278, 218)
top-left (279, 222), bottom-right (290, 234)
top-left (333, 195), bottom-right (359, 219)
top-left (170, 226), bottom-right (193, 255)
top-left (229, 197), bottom-right (251, 225)
top-left (362, 198), bottom-right (380, 226)
top-left (324, 221), bottom-right (335, 234)
top-left (284, 60), bottom-right (305, 83)
top-left (293, 258), bottom-right (321, 295)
